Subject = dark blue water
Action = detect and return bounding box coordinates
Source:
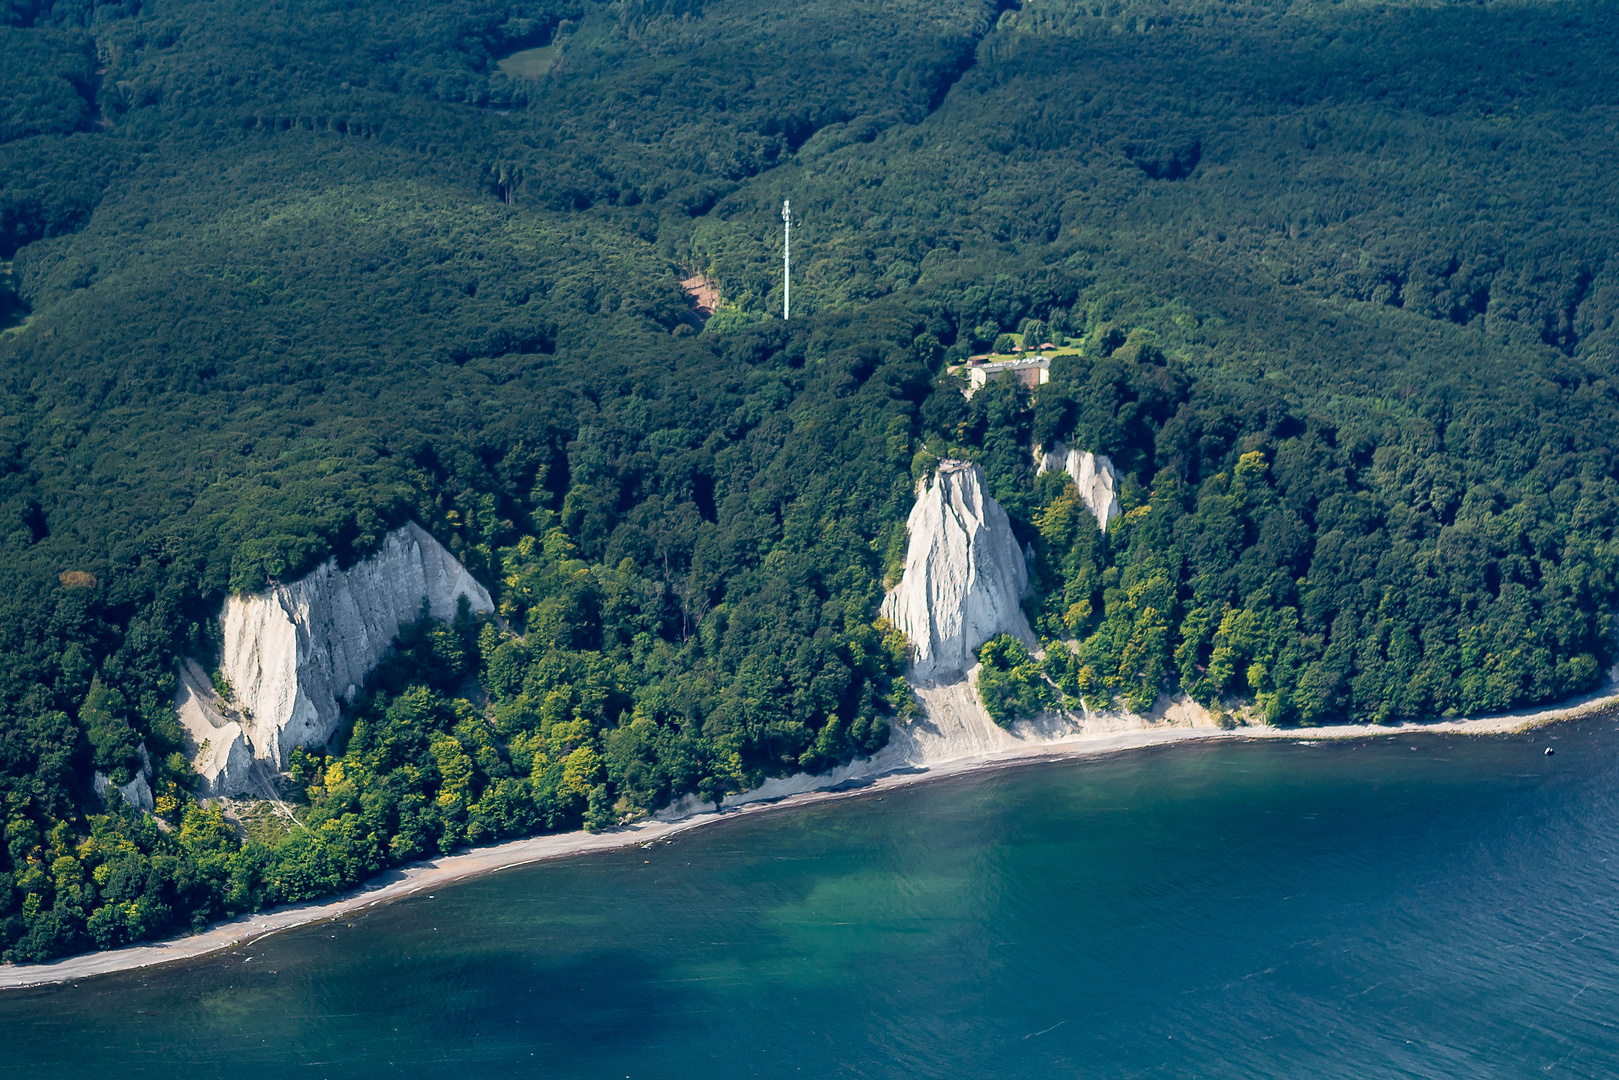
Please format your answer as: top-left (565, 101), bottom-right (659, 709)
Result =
top-left (5, 725), bottom-right (1619, 1078)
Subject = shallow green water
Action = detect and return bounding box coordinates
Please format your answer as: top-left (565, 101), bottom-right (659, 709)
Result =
top-left (5, 725), bottom-right (1619, 1078)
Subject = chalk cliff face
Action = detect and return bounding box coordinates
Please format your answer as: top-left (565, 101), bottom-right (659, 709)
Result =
top-left (214, 522), bottom-right (494, 772)
top-left (880, 460), bottom-right (1034, 680)
top-left (1035, 441), bottom-right (1121, 529)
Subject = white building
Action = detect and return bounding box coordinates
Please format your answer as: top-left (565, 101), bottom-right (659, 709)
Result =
top-left (957, 356), bottom-right (1050, 399)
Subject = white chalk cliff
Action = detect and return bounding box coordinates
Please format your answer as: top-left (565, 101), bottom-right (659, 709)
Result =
top-left (1036, 441), bottom-right (1121, 529)
top-left (880, 460), bottom-right (1035, 680)
top-left (187, 523), bottom-right (494, 790)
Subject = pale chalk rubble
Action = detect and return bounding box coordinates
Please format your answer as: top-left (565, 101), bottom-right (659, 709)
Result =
top-left (173, 660), bottom-right (258, 799)
top-left (93, 744), bottom-right (154, 812)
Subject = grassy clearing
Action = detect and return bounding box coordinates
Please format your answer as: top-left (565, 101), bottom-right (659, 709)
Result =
top-left (497, 45), bottom-right (556, 79)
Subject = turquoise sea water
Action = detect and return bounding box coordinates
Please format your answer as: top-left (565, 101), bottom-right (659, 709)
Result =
top-left (4, 724), bottom-right (1619, 1078)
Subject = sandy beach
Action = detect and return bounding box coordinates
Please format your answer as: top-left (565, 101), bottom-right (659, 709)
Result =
top-left (4, 673), bottom-right (1612, 992)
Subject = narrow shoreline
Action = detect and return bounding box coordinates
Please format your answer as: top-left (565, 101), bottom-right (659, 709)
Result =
top-left (4, 680), bottom-right (1612, 992)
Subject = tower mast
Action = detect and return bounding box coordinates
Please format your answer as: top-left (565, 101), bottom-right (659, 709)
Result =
top-left (782, 199), bottom-right (791, 320)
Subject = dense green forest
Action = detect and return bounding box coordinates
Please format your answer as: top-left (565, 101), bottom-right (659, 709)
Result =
top-left (3, 0), bottom-right (1619, 961)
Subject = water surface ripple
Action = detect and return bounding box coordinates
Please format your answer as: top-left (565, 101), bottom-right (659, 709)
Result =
top-left (5, 725), bottom-right (1618, 1078)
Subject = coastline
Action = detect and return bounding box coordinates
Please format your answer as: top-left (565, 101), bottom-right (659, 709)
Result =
top-left (3, 676), bottom-right (1612, 992)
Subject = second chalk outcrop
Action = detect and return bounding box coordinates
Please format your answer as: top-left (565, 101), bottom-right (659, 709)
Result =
top-left (1035, 441), bottom-right (1121, 529)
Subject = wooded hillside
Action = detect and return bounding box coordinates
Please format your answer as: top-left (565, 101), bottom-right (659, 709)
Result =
top-left (3, 0), bottom-right (1617, 961)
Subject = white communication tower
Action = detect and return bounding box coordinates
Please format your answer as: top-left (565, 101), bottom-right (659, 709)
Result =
top-left (782, 199), bottom-right (791, 320)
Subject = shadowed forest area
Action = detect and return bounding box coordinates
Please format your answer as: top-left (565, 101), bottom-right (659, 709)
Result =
top-left (3, 0), bottom-right (1619, 961)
